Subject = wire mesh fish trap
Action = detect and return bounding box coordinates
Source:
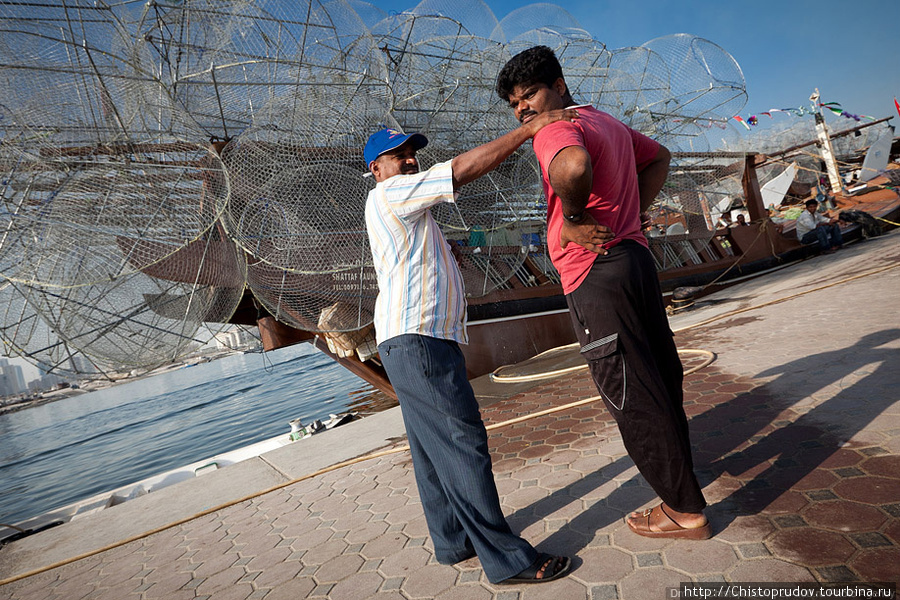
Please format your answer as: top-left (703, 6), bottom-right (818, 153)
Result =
top-left (0, 0), bottom-right (754, 377)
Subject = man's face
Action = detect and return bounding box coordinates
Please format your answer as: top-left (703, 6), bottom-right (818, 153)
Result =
top-left (370, 142), bottom-right (419, 182)
top-left (806, 203), bottom-right (818, 214)
top-left (506, 78), bottom-right (566, 124)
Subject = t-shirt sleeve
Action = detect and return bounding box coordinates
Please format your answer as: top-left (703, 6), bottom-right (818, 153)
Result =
top-left (630, 127), bottom-right (661, 171)
top-left (533, 122), bottom-right (586, 170)
top-left (381, 161), bottom-right (455, 219)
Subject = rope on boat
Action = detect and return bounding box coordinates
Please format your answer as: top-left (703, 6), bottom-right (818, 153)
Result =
top-left (488, 346), bottom-right (716, 384)
top-left (2, 259), bottom-right (898, 586)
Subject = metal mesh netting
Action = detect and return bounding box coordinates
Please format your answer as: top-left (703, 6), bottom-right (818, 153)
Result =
top-left (216, 16), bottom-right (389, 331)
top-left (491, 3), bottom-right (588, 44)
top-left (411, 0), bottom-right (499, 41)
top-left (1, 0), bottom-right (753, 378)
top-left (641, 35), bottom-right (747, 128)
top-left (0, 1), bottom-right (246, 377)
top-left (648, 152), bottom-right (746, 271)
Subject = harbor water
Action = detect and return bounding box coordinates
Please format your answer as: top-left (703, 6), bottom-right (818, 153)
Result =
top-left (0, 343), bottom-right (393, 527)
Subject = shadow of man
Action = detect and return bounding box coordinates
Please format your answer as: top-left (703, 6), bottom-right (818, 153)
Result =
top-left (504, 328), bottom-right (900, 558)
top-left (700, 328), bottom-right (900, 524)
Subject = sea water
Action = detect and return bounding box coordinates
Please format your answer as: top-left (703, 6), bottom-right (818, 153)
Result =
top-left (0, 343), bottom-right (390, 526)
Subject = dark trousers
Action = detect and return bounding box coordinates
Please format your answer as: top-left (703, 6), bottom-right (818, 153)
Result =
top-left (565, 241), bottom-right (707, 513)
top-left (800, 224), bottom-right (843, 250)
top-left (378, 334), bottom-right (536, 583)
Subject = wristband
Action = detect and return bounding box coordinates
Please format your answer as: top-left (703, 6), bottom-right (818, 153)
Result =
top-left (563, 211), bottom-right (585, 223)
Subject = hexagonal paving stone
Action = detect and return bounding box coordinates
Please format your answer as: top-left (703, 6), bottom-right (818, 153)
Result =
top-left (493, 457), bottom-right (527, 473)
top-left (859, 455), bottom-right (900, 478)
top-left (568, 547), bottom-right (633, 583)
top-left (301, 539), bottom-right (348, 565)
top-left (544, 449), bottom-right (582, 467)
top-left (833, 476), bottom-right (900, 505)
top-left (520, 445), bottom-right (555, 460)
top-left (233, 531), bottom-right (282, 557)
top-left (496, 477), bottom-right (520, 496)
top-left (312, 554), bottom-right (364, 583)
top-left (537, 469), bottom-right (583, 491)
top-left (194, 565), bottom-right (246, 596)
top-left (95, 560), bottom-right (146, 590)
top-left (361, 532), bottom-right (410, 559)
top-left (504, 486), bottom-right (550, 510)
top-left (315, 499), bottom-right (358, 521)
top-left (258, 575), bottom-right (316, 600)
top-left (250, 558), bottom-right (303, 589)
top-left (663, 540), bottom-right (738, 573)
top-left (883, 518), bottom-right (900, 544)
top-left (611, 525), bottom-right (672, 553)
top-left (727, 558), bottom-right (817, 581)
top-left (400, 563), bottom-right (459, 599)
top-left (327, 571), bottom-right (384, 600)
top-left (345, 521), bottom-right (390, 544)
top-left (818, 448), bottom-right (865, 469)
top-left (767, 529), bottom-right (856, 566)
top-left (801, 499), bottom-right (887, 532)
top-left (379, 546), bottom-right (432, 578)
top-left (714, 515), bottom-right (776, 543)
top-left (245, 546), bottom-right (293, 572)
top-left (618, 567), bottom-right (685, 600)
top-left (379, 499), bottom-right (422, 523)
top-left (401, 516), bottom-right (431, 539)
top-left (791, 469), bottom-right (840, 491)
top-left (848, 547), bottom-right (900, 581)
top-left (565, 503), bottom-right (624, 536)
top-left (511, 463), bottom-right (554, 482)
top-left (762, 490), bottom-right (810, 514)
top-left (569, 454), bottom-right (613, 475)
top-left (499, 572), bottom-right (588, 599)
top-left (434, 584), bottom-right (495, 600)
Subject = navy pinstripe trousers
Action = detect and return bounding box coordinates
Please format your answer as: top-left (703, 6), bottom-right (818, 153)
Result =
top-left (378, 334), bottom-right (537, 583)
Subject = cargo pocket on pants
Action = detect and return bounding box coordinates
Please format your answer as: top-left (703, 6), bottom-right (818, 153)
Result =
top-left (580, 333), bottom-right (626, 411)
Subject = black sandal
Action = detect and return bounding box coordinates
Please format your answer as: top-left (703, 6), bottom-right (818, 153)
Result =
top-left (501, 553), bottom-right (572, 584)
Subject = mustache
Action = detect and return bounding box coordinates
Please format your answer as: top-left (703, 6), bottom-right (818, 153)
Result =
top-left (519, 110), bottom-right (537, 122)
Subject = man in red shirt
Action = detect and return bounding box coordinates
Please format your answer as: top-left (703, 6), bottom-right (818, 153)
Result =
top-left (496, 45), bottom-right (711, 540)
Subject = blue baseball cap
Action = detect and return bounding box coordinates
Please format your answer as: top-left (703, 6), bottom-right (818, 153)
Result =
top-left (364, 128), bottom-right (428, 167)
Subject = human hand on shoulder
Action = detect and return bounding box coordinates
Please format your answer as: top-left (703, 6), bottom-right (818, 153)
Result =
top-left (523, 108), bottom-right (579, 137)
top-left (559, 212), bottom-right (613, 255)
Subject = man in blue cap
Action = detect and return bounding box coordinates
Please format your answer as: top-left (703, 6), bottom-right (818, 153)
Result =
top-left (364, 108), bottom-right (579, 585)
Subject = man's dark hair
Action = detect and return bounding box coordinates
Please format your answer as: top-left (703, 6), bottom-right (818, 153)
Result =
top-left (805, 199), bottom-right (819, 207)
top-left (496, 45), bottom-right (565, 101)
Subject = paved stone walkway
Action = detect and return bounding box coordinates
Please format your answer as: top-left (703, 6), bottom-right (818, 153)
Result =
top-left (1, 230), bottom-right (898, 599)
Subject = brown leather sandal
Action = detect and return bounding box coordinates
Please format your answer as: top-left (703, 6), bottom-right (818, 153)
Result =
top-left (626, 504), bottom-right (712, 540)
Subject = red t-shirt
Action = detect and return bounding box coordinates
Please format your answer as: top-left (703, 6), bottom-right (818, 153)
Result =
top-left (533, 106), bottom-right (660, 293)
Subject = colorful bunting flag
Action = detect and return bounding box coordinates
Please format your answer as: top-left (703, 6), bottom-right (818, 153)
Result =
top-left (729, 97), bottom-right (876, 130)
top-left (732, 115), bottom-right (750, 130)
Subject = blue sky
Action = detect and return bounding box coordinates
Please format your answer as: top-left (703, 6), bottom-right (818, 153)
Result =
top-left (370, 0), bottom-right (900, 132)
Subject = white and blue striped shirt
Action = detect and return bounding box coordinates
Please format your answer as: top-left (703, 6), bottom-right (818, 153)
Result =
top-left (365, 161), bottom-right (467, 346)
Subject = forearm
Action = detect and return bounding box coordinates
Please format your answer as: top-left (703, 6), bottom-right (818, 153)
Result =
top-left (451, 108), bottom-right (580, 189)
top-left (451, 126), bottom-right (533, 188)
top-left (637, 145), bottom-right (671, 212)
